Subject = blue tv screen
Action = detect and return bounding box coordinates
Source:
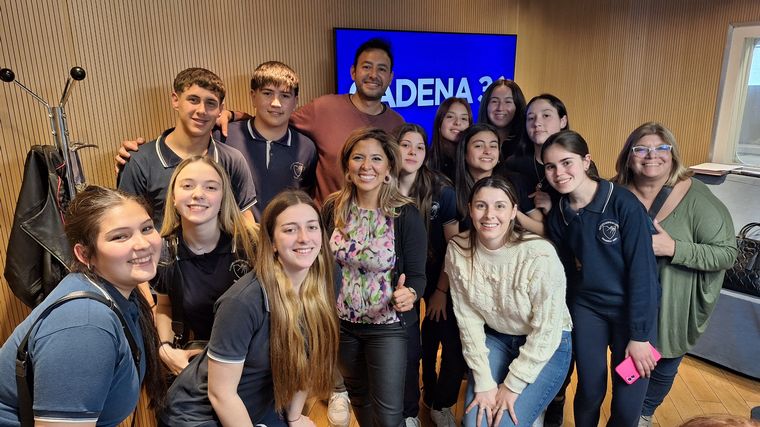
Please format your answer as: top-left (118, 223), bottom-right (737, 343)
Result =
top-left (334, 28), bottom-right (517, 139)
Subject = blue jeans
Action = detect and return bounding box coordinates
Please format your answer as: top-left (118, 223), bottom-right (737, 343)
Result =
top-left (641, 356), bottom-right (683, 416)
top-left (463, 329), bottom-right (572, 427)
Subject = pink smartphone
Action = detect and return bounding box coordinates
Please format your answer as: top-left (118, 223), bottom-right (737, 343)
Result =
top-left (614, 344), bottom-right (662, 385)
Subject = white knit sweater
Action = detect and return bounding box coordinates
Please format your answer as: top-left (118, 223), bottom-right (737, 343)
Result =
top-left (445, 235), bottom-right (572, 394)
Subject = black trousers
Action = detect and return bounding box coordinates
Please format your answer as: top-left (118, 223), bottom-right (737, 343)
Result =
top-left (420, 297), bottom-right (467, 410)
top-left (403, 308), bottom-right (422, 418)
top-left (571, 303), bottom-right (656, 427)
top-left (339, 320), bottom-right (408, 427)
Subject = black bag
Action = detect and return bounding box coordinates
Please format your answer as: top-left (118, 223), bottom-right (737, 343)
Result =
top-left (723, 222), bottom-right (760, 297)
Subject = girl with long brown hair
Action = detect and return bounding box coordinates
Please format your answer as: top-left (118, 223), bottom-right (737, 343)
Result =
top-left (429, 97), bottom-right (474, 181)
top-left (446, 176), bottom-right (571, 427)
top-left (477, 79), bottom-right (527, 160)
top-left (394, 123), bottom-right (463, 427)
top-left (160, 190), bottom-right (339, 426)
top-left (0, 186), bottom-right (166, 426)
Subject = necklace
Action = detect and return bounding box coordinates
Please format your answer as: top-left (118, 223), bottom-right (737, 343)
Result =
top-left (533, 158), bottom-right (546, 191)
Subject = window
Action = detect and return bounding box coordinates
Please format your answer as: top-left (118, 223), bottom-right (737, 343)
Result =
top-left (712, 23), bottom-right (760, 166)
top-left (737, 42), bottom-right (760, 164)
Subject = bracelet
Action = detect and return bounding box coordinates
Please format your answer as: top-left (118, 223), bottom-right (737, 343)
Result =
top-left (436, 287), bottom-right (448, 294)
top-left (287, 414), bottom-right (302, 423)
top-left (160, 341), bottom-right (174, 348)
top-left (229, 110), bottom-right (235, 122)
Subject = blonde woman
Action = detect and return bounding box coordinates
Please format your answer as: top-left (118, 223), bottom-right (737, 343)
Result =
top-left (153, 155), bottom-right (257, 375)
top-left (160, 190), bottom-right (339, 426)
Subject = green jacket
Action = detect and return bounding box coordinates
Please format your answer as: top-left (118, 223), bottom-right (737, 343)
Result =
top-left (657, 179), bottom-right (737, 357)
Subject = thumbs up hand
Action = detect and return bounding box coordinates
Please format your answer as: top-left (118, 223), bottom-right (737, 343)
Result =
top-left (392, 273), bottom-right (416, 312)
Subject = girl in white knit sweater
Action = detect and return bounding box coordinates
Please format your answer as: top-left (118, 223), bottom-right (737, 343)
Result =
top-left (445, 176), bottom-right (573, 427)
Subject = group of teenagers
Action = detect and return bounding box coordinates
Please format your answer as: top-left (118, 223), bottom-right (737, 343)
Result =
top-left (0, 37), bottom-right (740, 427)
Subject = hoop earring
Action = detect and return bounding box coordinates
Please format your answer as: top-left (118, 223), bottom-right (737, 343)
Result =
top-left (384, 175), bottom-right (391, 184)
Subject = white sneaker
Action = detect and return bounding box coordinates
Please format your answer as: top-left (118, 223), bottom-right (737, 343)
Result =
top-left (430, 407), bottom-right (457, 427)
top-left (532, 410), bottom-right (545, 427)
top-left (327, 391), bottom-right (351, 427)
top-left (405, 417), bottom-right (421, 427)
top-left (638, 415), bottom-right (653, 427)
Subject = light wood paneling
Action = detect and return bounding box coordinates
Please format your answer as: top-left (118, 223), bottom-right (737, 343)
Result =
top-left (515, 0), bottom-right (760, 178)
top-left (3, 1), bottom-right (760, 425)
top-left (0, 0), bottom-right (517, 338)
top-left (0, 1), bottom-right (516, 425)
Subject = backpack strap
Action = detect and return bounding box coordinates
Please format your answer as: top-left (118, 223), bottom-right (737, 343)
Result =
top-left (163, 235), bottom-right (188, 346)
top-left (15, 290), bottom-right (140, 427)
top-left (169, 267), bottom-right (187, 346)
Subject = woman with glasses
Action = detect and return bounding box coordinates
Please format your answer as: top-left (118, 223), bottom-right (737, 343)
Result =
top-left (612, 122), bottom-right (737, 427)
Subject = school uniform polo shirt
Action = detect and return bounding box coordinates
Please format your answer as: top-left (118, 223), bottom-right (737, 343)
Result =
top-left (117, 128), bottom-right (257, 229)
top-left (424, 185), bottom-right (458, 299)
top-left (152, 231), bottom-right (250, 341)
top-left (160, 272), bottom-right (277, 426)
top-left (217, 119), bottom-right (317, 220)
top-left (0, 273), bottom-right (145, 426)
top-left (546, 180), bottom-right (659, 341)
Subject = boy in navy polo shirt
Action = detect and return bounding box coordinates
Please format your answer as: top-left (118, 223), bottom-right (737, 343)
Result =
top-left (118, 68), bottom-right (256, 229)
top-left (218, 61), bottom-right (317, 220)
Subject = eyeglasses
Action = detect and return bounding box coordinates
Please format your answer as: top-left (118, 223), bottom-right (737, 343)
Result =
top-left (631, 144), bottom-right (673, 158)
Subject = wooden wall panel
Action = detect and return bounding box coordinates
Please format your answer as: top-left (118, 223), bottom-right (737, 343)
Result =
top-left (515, 0), bottom-right (760, 178)
top-left (5, 0), bottom-right (758, 423)
top-left (0, 1), bottom-right (515, 425)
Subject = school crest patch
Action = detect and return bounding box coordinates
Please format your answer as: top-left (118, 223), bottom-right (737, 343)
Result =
top-left (597, 220), bottom-right (620, 244)
top-left (291, 162), bottom-right (305, 180)
top-left (430, 201), bottom-right (440, 221)
top-left (229, 259), bottom-right (251, 279)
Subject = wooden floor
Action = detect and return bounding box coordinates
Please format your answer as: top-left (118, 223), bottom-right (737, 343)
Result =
top-left (304, 355), bottom-right (760, 427)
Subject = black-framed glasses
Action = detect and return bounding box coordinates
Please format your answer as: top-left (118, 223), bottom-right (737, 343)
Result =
top-left (631, 144), bottom-right (673, 158)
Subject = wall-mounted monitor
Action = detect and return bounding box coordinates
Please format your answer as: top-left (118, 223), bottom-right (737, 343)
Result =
top-left (334, 27), bottom-right (517, 138)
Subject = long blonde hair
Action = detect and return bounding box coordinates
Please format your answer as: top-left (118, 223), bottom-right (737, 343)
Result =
top-left (326, 127), bottom-right (412, 231)
top-left (255, 190), bottom-right (338, 411)
top-left (161, 155), bottom-right (257, 262)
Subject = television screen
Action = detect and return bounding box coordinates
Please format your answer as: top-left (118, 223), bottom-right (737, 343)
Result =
top-left (334, 28), bottom-right (517, 139)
